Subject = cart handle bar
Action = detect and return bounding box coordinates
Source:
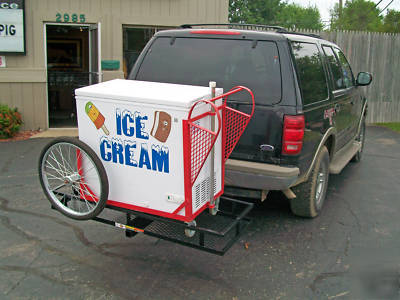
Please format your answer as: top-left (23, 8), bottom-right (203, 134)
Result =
top-left (210, 86), bottom-right (255, 118)
top-left (187, 99), bottom-right (222, 139)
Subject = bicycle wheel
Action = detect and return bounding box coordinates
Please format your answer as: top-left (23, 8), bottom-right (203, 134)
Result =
top-left (38, 137), bottom-right (109, 220)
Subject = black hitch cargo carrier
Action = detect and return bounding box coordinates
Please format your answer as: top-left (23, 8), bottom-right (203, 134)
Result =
top-left (92, 196), bottom-right (253, 256)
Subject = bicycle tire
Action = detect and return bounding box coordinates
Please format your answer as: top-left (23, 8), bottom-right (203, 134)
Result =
top-left (38, 137), bottom-right (109, 220)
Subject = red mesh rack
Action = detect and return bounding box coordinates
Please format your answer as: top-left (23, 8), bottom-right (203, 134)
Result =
top-left (183, 100), bottom-right (222, 185)
top-left (181, 86), bottom-right (254, 220)
top-left (221, 86), bottom-right (255, 162)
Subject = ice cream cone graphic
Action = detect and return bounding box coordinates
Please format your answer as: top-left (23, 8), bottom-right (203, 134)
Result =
top-left (85, 102), bottom-right (109, 135)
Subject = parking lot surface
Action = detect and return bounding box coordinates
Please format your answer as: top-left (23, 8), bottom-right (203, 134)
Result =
top-left (0, 126), bottom-right (399, 299)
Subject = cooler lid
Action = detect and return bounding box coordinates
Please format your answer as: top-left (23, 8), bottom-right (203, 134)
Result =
top-left (75, 79), bottom-right (221, 109)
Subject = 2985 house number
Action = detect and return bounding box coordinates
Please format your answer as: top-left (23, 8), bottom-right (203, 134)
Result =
top-left (56, 13), bottom-right (86, 23)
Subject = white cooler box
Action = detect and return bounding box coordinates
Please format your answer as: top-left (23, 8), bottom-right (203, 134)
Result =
top-left (75, 79), bottom-right (223, 222)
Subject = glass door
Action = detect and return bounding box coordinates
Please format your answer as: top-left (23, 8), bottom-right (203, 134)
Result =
top-left (46, 23), bottom-right (101, 128)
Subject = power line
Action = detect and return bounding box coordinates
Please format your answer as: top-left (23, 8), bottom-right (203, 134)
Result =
top-left (379, 0), bottom-right (395, 14)
top-left (374, 0), bottom-right (385, 8)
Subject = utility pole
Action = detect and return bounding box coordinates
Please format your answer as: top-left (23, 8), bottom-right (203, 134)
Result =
top-left (338, 0), bottom-right (343, 29)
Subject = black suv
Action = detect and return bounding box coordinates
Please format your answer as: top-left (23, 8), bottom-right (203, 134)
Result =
top-left (128, 24), bottom-right (372, 217)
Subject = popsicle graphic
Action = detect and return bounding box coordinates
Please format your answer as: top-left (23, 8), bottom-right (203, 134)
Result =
top-left (85, 102), bottom-right (110, 135)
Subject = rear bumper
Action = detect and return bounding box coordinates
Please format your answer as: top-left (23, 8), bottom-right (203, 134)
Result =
top-left (224, 159), bottom-right (300, 191)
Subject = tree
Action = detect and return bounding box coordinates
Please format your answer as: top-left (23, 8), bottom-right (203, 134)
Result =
top-left (330, 0), bottom-right (383, 31)
top-left (382, 9), bottom-right (400, 33)
top-left (229, 0), bottom-right (285, 24)
top-left (229, 0), bottom-right (252, 23)
top-left (277, 4), bottom-right (323, 30)
top-left (229, 0), bottom-right (323, 30)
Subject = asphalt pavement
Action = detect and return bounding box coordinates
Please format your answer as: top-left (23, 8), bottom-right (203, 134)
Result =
top-left (0, 126), bottom-right (399, 300)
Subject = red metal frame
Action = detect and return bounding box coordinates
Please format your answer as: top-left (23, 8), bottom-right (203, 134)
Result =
top-left (76, 148), bottom-right (99, 203)
top-left (180, 86), bottom-right (255, 221)
top-left (182, 99), bottom-right (222, 219)
top-left (78, 86), bottom-right (255, 223)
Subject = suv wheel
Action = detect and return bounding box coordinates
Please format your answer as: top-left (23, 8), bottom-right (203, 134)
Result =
top-left (290, 146), bottom-right (330, 218)
top-left (351, 117), bottom-right (366, 163)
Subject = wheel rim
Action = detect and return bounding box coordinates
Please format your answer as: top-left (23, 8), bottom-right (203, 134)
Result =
top-left (41, 142), bottom-right (103, 217)
top-left (184, 220), bottom-right (196, 238)
top-left (209, 197), bottom-right (220, 216)
top-left (315, 165), bottom-right (326, 209)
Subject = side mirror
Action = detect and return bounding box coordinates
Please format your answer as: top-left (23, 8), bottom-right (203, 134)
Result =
top-left (356, 72), bottom-right (372, 86)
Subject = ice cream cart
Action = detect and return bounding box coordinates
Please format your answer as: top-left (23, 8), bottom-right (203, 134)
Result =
top-left (38, 79), bottom-right (255, 255)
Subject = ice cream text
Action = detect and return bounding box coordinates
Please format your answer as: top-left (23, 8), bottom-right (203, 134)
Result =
top-left (99, 108), bottom-right (170, 173)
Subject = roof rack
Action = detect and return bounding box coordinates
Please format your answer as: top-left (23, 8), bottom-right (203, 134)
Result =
top-left (179, 24), bottom-right (322, 39)
top-left (180, 23), bottom-right (288, 32)
top-left (282, 31), bottom-right (322, 39)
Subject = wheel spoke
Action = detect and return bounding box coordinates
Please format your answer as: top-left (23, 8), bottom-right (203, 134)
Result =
top-left (48, 151), bottom-right (68, 177)
top-left (73, 181), bottom-right (99, 211)
top-left (56, 145), bottom-right (68, 174)
top-left (57, 144), bottom-right (75, 174)
top-left (49, 149), bottom-right (67, 175)
top-left (40, 139), bottom-right (107, 219)
top-left (80, 186), bottom-right (97, 213)
top-left (80, 165), bottom-right (96, 177)
top-left (51, 183), bottom-right (67, 192)
top-left (44, 171), bottom-right (64, 181)
top-left (67, 145), bottom-right (73, 172)
top-left (76, 150), bottom-right (84, 173)
top-left (84, 197), bottom-right (94, 212)
top-left (45, 161), bottom-right (66, 179)
top-left (80, 183), bottom-right (98, 202)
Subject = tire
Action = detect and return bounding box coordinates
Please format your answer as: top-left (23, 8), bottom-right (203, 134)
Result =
top-left (290, 146), bottom-right (330, 218)
top-left (38, 137), bottom-right (109, 220)
top-left (351, 117), bottom-right (366, 163)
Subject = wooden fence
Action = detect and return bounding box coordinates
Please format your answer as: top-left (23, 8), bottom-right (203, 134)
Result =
top-left (302, 30), bottom-right (400, 123)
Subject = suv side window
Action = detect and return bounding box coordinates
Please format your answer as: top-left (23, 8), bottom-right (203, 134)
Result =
top-left (333, 48), bottom-right (355, 88)
top-left (291, 42), bottom-right (328, 105)
top-left (322, 46), bottom-right (345, 90)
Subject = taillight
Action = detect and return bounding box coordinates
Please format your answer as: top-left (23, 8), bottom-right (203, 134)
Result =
top-left (282, 115), bottom-right (305, 155)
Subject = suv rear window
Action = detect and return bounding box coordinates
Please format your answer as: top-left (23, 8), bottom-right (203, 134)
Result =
top-left (133, 37), bottom-right (282, 105)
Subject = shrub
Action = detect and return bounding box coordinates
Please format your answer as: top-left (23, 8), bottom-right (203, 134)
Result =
top-left (0, 104), bottom-right (23, 139)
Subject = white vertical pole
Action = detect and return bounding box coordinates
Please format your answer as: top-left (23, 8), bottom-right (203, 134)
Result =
top-left (209, 81), bottom-right (216, 208)
top-left (98, 22), bottom-right (102, 82)
top-left (43, 23), bottom-right (50, 129)
top-left (88, 26), bottom-right (92, 85)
